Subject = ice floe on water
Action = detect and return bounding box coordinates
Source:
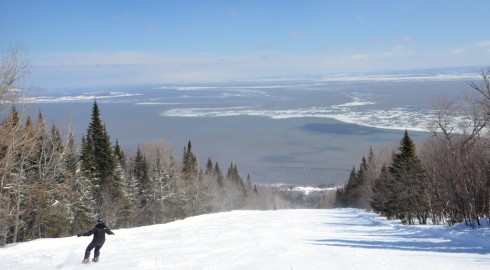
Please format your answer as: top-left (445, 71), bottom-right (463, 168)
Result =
top-left (23, 71), bottom-right (480, 133)
top-left (23, 91), bottom-right (141, 103)
top-left (161, 95), bottom-right (433, 132)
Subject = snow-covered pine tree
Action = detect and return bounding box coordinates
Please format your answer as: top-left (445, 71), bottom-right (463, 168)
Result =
top-left (141, 141), bottom-right (181, 224)
top-left (133, 146), bottom-right (154, 225)
top-left (225, 162), bottom-right (246, 208)
top-left (67, 129), bottom-right (94, 234)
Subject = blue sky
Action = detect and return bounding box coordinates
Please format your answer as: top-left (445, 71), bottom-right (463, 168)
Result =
top-left (2, 0), bottom-right (490, 88)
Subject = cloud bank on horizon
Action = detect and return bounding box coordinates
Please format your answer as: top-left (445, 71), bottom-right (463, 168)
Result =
top-left (2, 0), bottom-right (490, 88)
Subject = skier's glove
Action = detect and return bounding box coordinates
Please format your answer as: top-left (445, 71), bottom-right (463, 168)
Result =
top-left (109, 232), bottom-right (115, 235)
top-left (77, 234), bottom-right (81, 237)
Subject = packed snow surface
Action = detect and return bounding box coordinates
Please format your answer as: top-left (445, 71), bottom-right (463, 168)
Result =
top-left (1, 209), bottom-right (489, 269)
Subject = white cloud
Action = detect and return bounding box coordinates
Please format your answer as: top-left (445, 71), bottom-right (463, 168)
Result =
top-left (477, 40), bottom-right (490, 48)
top-left (28, 48), bottom-right (488, 89)
top-left (383, 45), bottom-right (409, 56)
top-left (451, 49), bottom-right (466, 54)
top-left (31, 51), bottom-right (329, 87)
top-left (392, 45), bottom-right (405, 52)
top-left (351, 54), bottom-right (369, 59)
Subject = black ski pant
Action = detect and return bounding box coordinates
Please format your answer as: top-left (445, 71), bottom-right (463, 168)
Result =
top-left (84, 240), bottom-right (104, 259)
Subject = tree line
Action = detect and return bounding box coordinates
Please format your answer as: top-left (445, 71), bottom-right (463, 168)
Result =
top-left (336, 69), bottom-right (490, 228)
top-left (1, 98), bottom-right (306, 245)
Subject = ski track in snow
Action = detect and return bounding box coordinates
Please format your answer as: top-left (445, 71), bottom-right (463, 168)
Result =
top-left (1, 209), bottom-right (489, 270)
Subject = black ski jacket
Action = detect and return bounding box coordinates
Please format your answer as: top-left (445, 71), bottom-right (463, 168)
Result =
top-left (81, 223), bottom-right (114, 243)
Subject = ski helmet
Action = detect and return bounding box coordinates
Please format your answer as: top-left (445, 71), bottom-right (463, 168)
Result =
top-left (97, 218), bottom-right (104, 224)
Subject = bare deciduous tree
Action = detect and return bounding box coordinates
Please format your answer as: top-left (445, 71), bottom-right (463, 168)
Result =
top-left (0, 45), bottom-right (30, 104)
top-left (420, 69), bottom-right (490, 226)
top-left (0, 45), bottom-right (31, 245)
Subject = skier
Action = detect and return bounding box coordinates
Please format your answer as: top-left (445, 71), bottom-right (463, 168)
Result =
top-left (77, 218), bottom-right (115, 263)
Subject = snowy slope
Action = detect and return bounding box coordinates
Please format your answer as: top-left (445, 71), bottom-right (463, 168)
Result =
top-left (1, 209), bottom-right (489, 270)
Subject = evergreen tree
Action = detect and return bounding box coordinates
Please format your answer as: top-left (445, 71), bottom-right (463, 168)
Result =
top-left (371, 164), bottom-right (393, 217)
top-left (337, 166), bottom-right (359, 207)
top-left (80, 135), bottom-right (95, 176)
top-left (182, 141), bottom-right (198, 179)
top-left (336, 148), bottom-right (379, 210)
top-left (180, 141), bottom-right (205, 216)
top-left (65, 131), bottom-right (93, 233)
top-left (113, 140), bottom-right (125, 167)
top-left (246, 174), bottom-right (253, 194)
top-left (388, 130), bottom-right (428, 224)
top-left (213, 162), bottom-right (224, 187)
top-left (80, 100), bottom-right (126, 224)
top-left (89, 101), bottom-right (116, 181)
top-left (65, 133), bottom-right (77, 181)
top-left (205, 158), bottom-right (213, 175)
top-left (134, 146), bottom-right (151, 209)
top-left (227, 162), bottom-right (246, 196)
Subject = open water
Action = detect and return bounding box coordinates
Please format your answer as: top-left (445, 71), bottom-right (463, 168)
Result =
top-left (21, 73), bottom-right (478, 185)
